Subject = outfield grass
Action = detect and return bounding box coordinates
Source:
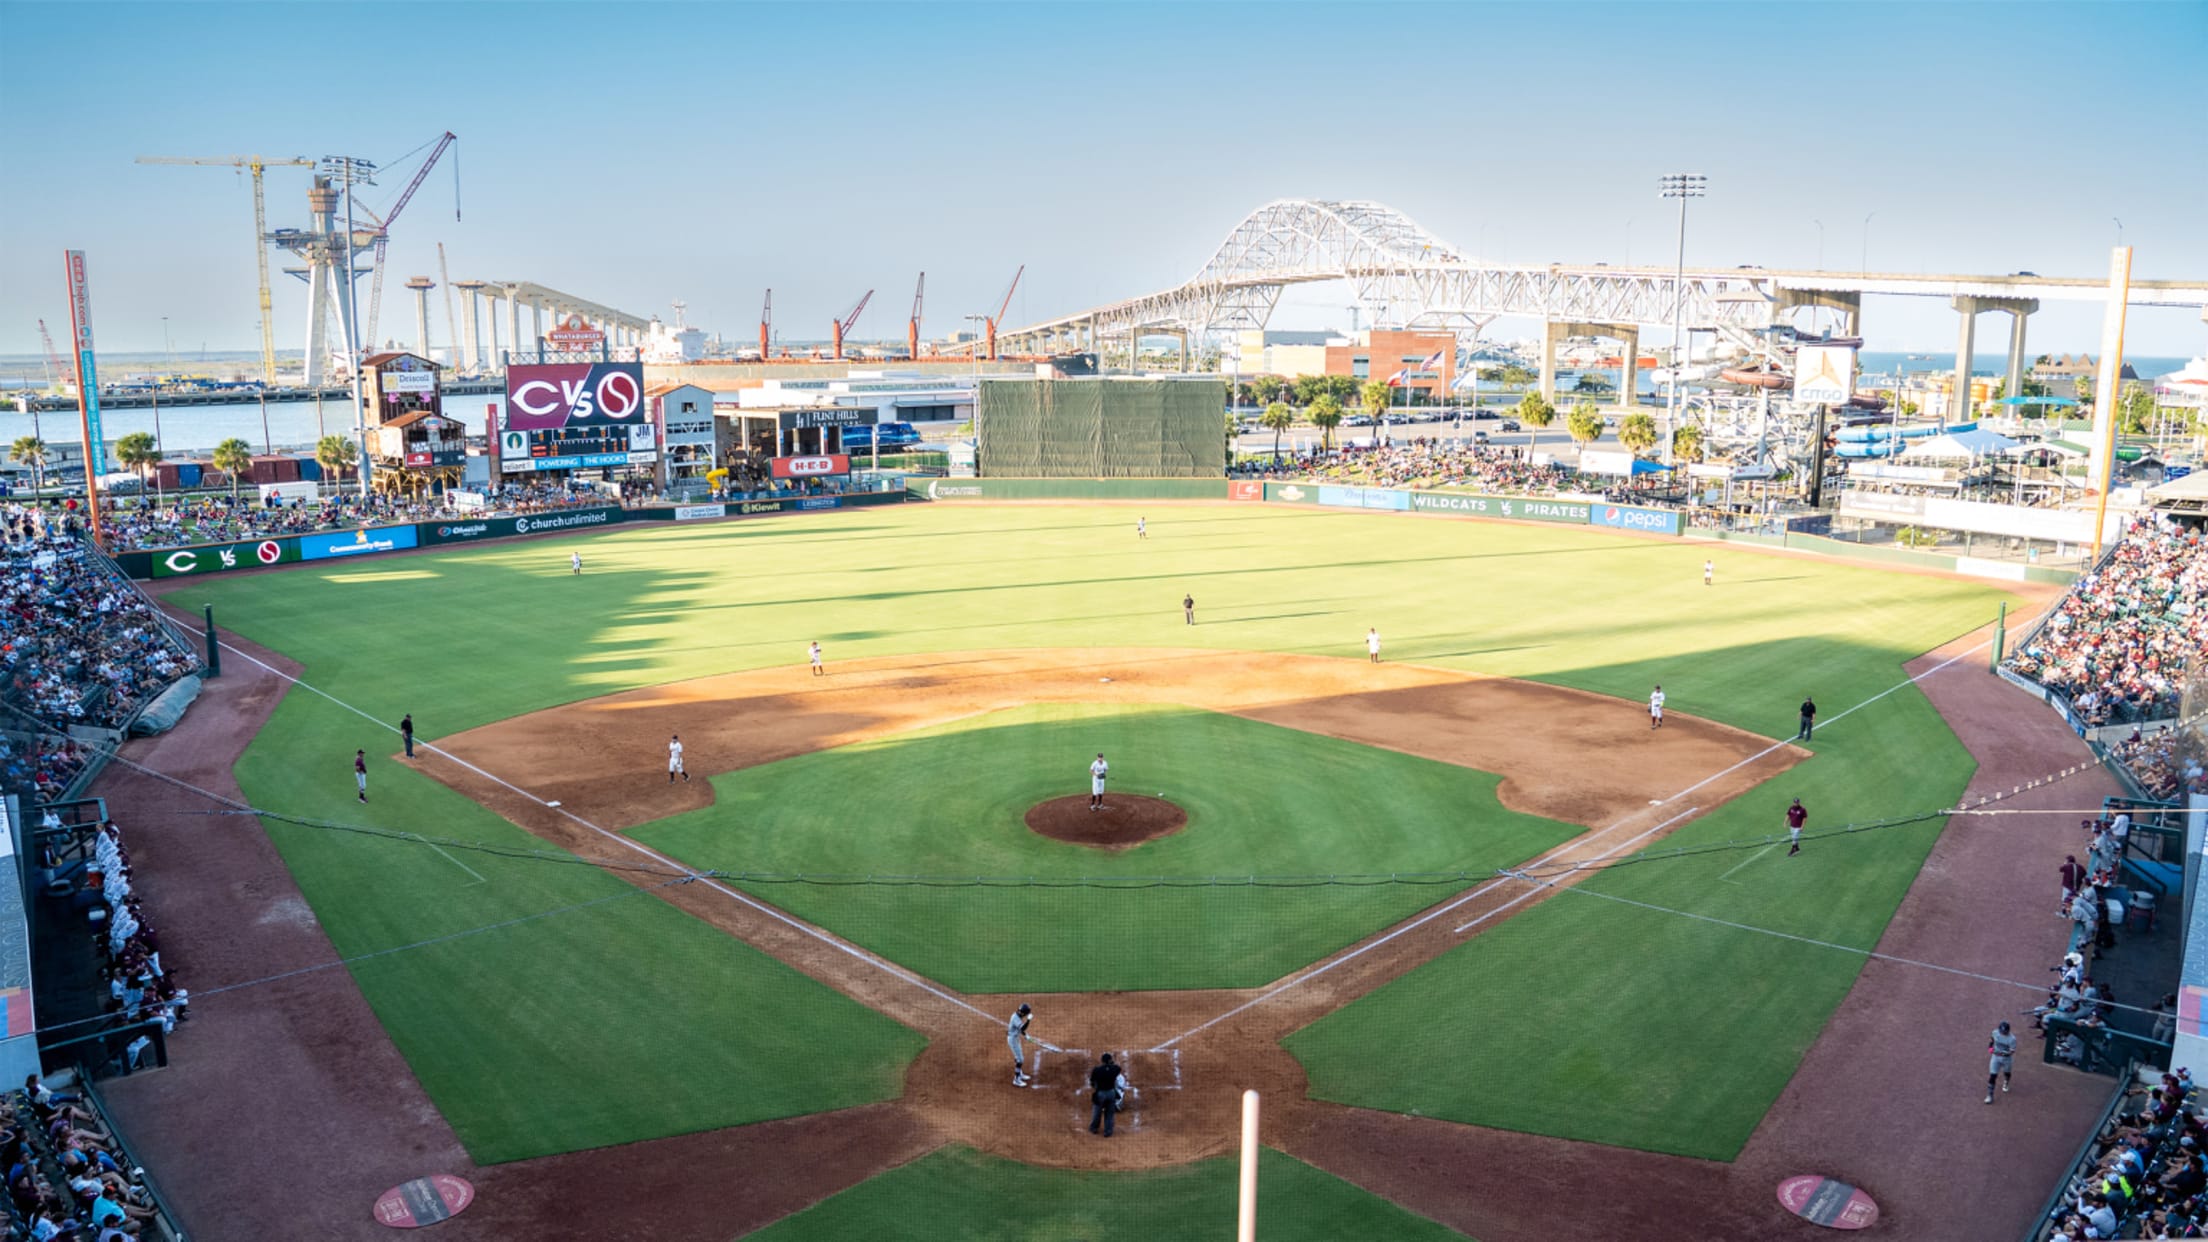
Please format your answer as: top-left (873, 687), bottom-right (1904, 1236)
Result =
top-left (747, 1145), bottom-right (1471, 1241)
top-left (633, 703), bottom-right (1577, 992)
top-left (176, 504), bottom-right (2018, 1161)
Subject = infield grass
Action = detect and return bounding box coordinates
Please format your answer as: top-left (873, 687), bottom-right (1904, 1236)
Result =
top-left (745, 1145), bottom-right (1471, 1241)
top-left (634, 703), bottom-right (1577, 992)
top-left (176, 503), bottom-right (2020, 1161)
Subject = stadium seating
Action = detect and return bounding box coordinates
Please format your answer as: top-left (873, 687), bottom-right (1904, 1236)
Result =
top-left (2, 520), bottom-right (200, 733)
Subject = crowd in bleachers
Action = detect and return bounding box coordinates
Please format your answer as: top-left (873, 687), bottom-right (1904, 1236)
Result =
top-left (2110, 724), bottom-right (2208, 802)
top-left (3, 514), bottom-right (199, 733)
top-left (1233, 439), bottom-right (1606, 494)
top-left (2009, 518), bottom-right (2207, 727)
top-left (3, 1073), bottom-right (168, 1240)
top-left (2041, 1067), bottom-right (2208, 1238)
top-left (98, 479), bottom-right (624, 553)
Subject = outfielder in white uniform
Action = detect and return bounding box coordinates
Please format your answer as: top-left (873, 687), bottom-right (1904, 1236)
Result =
top-left (668, 734), bottom-right (688, 783)
top-left (571, 551), bottom-right (583, 575)
top-left (1366, 628), bottom-right (1381, 664)
top-left (1649, 685), bottom-right (1665, 729)
top-left (1008, 1003), bottom-right (1034, 1085)
top-left (1090, 753), bottom-right (1109, 811)
top-left (1136, 517), bottom-right (1146, 539)
top-left (1703, 559), bottom-right (1714, 587)
top-left (808, 641), bottom-right (824, 677)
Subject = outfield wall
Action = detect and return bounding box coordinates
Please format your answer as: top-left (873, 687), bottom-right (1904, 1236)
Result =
top-left (109, 490), bottom-right (910, 579)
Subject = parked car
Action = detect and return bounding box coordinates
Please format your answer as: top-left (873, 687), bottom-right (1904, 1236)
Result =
top-left (840, 422), bottom-right (923, 451)
top-left (1343, 414), bottom-right (1376, 427)
top-left (1471, 431), bottom-right (1490, 445)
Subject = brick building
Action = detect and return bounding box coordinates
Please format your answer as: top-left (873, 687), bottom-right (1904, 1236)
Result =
top-left (1323, 330), bottom-right (1457, 401)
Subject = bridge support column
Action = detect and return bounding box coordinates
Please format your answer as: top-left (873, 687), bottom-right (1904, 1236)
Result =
top-left (1615, 326), bottom-right (1641, 409)
top-left (507, 292), bottom-right (522, 368)
top-left (1950, 295), bottom-right (2037, 423)
top-left (2002, 300), bottom-right (2038, 407)
top-left (1540, 321), bottom-right (1563, 404)
top-left (1951, 298), bottom-right (1979, 423)
top-left (533, 304), bottom-right (544, 354)
top-left (1541, 320), bottom-right (1639, 406)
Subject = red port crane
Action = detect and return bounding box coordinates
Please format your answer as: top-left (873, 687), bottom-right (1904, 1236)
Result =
top-left (907, 272), bottom-right (925, 360)
top-left (36, 320), bottom-right (73, 395)
top-left (985, 264), bottom-right (1024, 361)
top-left (831, 289), bottom-right (873, 361)
top-left (759, 289), bottom-right (772, 359)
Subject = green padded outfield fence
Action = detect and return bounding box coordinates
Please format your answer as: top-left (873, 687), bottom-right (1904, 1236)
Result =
top-left (976, 378), bottom-right (1227, 478)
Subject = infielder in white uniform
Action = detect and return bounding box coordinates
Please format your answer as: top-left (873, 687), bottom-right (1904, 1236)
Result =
top-left (668, 733), bottom-right (688, 782)
top-left (808, 641), bottom-right (824, 677)
top-left (1649, 685), bottom-right (1665, 729)
top-left (571, 551), bottom-right (583, 575)
top-left (1089, 753), bottom-right (1109, 811)
top-left (1008, 1003), bottom-right (1034, 1086)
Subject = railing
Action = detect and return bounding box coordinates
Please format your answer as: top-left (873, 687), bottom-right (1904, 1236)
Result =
top-left (2040, 1018), bottom-right (2161, 1077)
top-left (42, 1016), bottom-right (169, 1080)
top-left (2023, 1067), bottom-right (2138, 1242)
top-left (78, 1073), bottom-right (189, 1240)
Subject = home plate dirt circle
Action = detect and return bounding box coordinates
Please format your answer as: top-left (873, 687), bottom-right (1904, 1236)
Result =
top-left (1025, 795), bottom-right (1188, 849)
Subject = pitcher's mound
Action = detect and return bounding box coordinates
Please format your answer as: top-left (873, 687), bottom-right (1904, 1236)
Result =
top-left (1025, 795), bottom-right (1187, 849)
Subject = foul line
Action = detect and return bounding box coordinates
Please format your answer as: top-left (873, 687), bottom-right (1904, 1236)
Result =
top-left (170, 619), bottom-right (1001, 1030)
top-left (1716, 842), bottom-right (1778, 885)
top-left (1155, 610), bottom-right (2034, 1051)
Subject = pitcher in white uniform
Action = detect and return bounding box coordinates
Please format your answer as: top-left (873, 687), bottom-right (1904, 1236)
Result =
top-left (1089, 753), bottom-right (1109, 811)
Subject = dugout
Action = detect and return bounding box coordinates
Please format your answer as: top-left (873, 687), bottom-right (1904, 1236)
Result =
top-left (975, 377), bottom-right (1225, 478)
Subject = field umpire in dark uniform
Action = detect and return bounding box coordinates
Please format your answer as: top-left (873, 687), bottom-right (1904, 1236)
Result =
top-left (1798, 695), bottom-right (1817, 741)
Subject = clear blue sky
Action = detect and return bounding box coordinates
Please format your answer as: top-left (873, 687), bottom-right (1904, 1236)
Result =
top-left (3, 1), bottom-right (2204, 358)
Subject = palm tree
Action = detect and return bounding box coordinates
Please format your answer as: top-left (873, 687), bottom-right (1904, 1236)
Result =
top-left (1307, 395), bottom-right (1345, 452)
top-left (1671, 424), bottom-right (1705, 464)
top-left (1360, 379), bottom-right (1392, 425)
top-left (114, 431), bottom-right (162, 504)
top-left (9, 436), bottom-right (49, 498)
top-left (212, 437), bottom-right (254, 500)
top-left (316, 435), bottom-right (356, 486)
top-left (1259, 401), bottom-right (1296, 460)
top-left (1566, 401), bottom-right (1605, 450)
top-left (1617, 413), bottom-right (1659, 456)
top-left (1515, 391), bottom-right (1556, 456)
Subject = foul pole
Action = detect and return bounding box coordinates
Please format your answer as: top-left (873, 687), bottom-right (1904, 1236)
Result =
top-left (1237, 1089), bottom-right (1260, 1242)
top-left (2089, 246), bottom-right (2133, 561)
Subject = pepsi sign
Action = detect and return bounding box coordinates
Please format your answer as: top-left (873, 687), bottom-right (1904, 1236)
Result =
top-left (770, 454), bottom-right (850, 479)
top-left (504, 363), bottom-right (645, 431)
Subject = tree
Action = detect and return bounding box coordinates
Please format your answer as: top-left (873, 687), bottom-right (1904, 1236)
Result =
top-left (2118, 382), bottom-right (2158, 435)
top-left (1259, 401), bottom-right (1297, 459)
top-left (1307, 395), bottom-right (1345, 451)
top-left (1617, 412), bottom-right (1659, 455)
top-left (1899, 399), bottom-right (1921, 418)
top-left (316, 435), bottom-right (357, 483)
top-left (1291, 374), bottom-right (1330, 405)
top-left (1251, 375), bottom-right (1287, 406)
top-left (1671, 424), bottom-right (1705, 463)
top-left (1360, 379), bottom-right (1394, 423)
top-left (1566, 400), bottom-right (1606, 448)
top-left (212, 437), bottom-right (254, 499)
top-left (1323, 374), bottom-right (1362, 404)
top-left (1573, 372), bottom-right (1614, 393)
top-left (114, 431), bottom-right (162, 502)
top-left (9, 436), bottom-right (49, 498)
top-left (2074, 374), bottom-right (2096, 405)
top-left (1496, 364), bottom-right (1536, 389)
top-left (1515, 391), bottom-right (1556, 456)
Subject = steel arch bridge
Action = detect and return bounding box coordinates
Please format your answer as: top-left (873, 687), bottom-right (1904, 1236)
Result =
top-left (994, 197), bottom-right (2208, 363)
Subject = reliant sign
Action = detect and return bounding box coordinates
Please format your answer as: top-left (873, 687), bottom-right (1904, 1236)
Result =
top-left (770, 454), bottom-right (851, 479)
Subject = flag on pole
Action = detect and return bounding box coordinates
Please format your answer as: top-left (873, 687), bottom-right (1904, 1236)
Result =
top-left (1420, 347), bottom-right (1446, 372)
top-left (1385, 369), bottom-right (1407, 387)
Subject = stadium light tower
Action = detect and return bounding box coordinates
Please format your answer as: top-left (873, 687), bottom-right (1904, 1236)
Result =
top-left (1658, 173), bottom-right (1707, 457)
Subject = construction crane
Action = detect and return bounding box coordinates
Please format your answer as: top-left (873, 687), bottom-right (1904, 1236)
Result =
top-left (907, 272), bottom-right (926, 360)
top-left (437, 242), bottom-right (459, 371)
top-left (759, 289), bottom-right (772, 360)
top-left (135, 154), bottom-right (315, 384)
top-left (36, 320), bottom-right (73, 395)
top-left (831, 290), bottom-right (874, 361)
top-left (985, 264), bottom-right (1024, 361)
top-left (357, 131), bottom-right (459, 351)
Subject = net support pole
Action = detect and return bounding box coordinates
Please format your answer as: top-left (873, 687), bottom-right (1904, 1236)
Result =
top-left (1991, 601), bottom-right (2006, 672)
top-left (1237, 1089), bottom-right (1260, 1242)
top-left (204, 605), bottom-right (221, 678)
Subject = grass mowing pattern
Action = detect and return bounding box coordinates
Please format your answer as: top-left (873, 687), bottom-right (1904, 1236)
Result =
top-left (234, 690), bottom-right (928, 1164)
top-left (1285, 646), bottom-right (1979, 1159)
top-left (633, 704), bottom-right (1577, 993)
top-left (175, 504), bottom-right (2018, 1160)
top-left (746, 1145), bottom-right (1471, 1241)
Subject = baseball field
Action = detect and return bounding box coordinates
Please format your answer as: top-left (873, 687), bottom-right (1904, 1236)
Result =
top-left (127, 500), bottom-right (2032, 1238)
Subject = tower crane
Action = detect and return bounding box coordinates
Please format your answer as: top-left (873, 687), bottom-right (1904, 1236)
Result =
top-left (759, 289), bottom-right (772, 360)
top-left (356, 131), bottom-right (459, 351)
top-left (36, 320), bottom-right (73, 395)
top-left (985, 264), bottom-right (1024, 361)
top-left (908, 272), bottom-right (926, 360)
top-left (135, 154), bottom-right (315, 384)
top-left (832, 289), bottom-right (873, 361)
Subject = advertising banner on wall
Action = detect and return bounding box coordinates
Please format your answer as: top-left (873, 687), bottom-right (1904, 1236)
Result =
top-left (673, 504), bottom-right (727, 521)
top-left (150, 538), bottom-right (300, 578)
top-left (1794, 346), bottom-right (1856, 405)
top-left (769, 454), bottom-right (851, 479)
top-left (1228, 481), bottom-right (1263, 501)
top-left (420, 506), bottom-right (626, 545)
top-left (299, 526), bottom-right (419, 561)
top-left (1588, 503), bottom-right (1682, 535)
top-left (1316, 485), bottom-right (1410, 511)
top-left (63, 251), bottom-right (108, 480)
top-left (1405, 492), bottom-right (1590, 523)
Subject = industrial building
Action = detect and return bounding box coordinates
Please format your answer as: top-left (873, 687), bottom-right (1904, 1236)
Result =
top-left (1222, 328), bottom-right (1458, 400)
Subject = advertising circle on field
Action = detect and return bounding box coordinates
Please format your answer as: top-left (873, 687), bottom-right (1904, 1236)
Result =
top-left (1775, 1176), bottom-right (1878, 1230)
top-left (372, 1175), bottom-right (475, 1228)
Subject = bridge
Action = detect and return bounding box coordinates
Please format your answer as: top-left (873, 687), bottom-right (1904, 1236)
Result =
top-left (448, 281), bottom-right (658, 374)
top-left (995, 199), bottom-right (2208, 416)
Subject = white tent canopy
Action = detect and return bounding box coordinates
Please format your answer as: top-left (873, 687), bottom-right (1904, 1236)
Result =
top-left (1900, 427), bottom-right (2022, 460)
top-left (2146, 471), bottom-right (2208, 504)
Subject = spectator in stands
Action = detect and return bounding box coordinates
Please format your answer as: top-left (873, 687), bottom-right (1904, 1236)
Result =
top-left (2009, 516), bottom-right (2205, 738)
